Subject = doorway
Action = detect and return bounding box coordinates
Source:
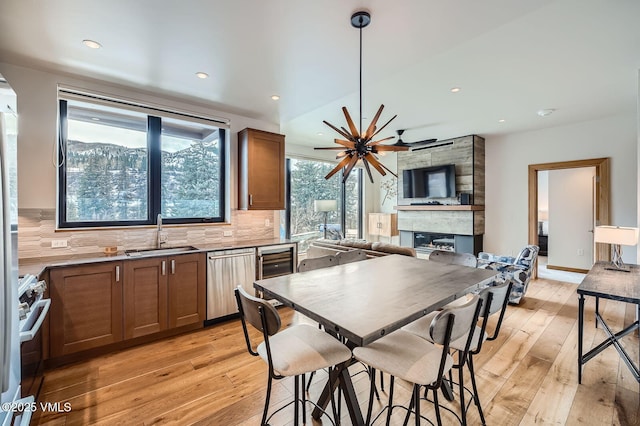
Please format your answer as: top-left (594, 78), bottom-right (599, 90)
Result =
top-left (528, 158), bottom-right (610, 278)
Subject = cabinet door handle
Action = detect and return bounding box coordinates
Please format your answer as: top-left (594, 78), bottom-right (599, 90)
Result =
top-left (249, 194), bottom-right (253, 206)
top-left (115, 266), bottom-right (120, 282)
top-left (161, 260), bottom-right (166, 276)
top-left (171, 259), bottom-right (176, 275)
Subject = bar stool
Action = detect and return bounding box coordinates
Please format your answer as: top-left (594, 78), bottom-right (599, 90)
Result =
top-left (234, 286), bottom-right (352, 426)
top-left (353, 294), bottom-right (482, 425)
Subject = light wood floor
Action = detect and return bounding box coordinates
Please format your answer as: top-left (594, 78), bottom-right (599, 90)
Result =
top-left (35, 278), bottom-right (640, 425)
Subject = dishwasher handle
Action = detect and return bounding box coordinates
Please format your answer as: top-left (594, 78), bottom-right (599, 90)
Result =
top-left (208, 252), bottom-right (255, 260)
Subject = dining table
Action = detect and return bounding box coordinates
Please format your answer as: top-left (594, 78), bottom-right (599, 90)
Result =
top-left (254, 254), bottom-right (498, 425)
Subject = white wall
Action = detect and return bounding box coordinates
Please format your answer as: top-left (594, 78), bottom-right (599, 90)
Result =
top-left (0, 62), bottom-right (279, 210)
top-left (547, 167), bottom-right (595, 270)
top-left (486, 113), bottom-right (637, 263)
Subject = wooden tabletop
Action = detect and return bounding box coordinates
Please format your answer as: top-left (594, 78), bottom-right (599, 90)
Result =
top-left (577, 261), bottom-right (640, 303)
top-left (254, 254), bottom-right (497, 346)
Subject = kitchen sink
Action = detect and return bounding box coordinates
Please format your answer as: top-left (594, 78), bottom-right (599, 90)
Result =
top-left (124, 246), bottom-right (199, 257)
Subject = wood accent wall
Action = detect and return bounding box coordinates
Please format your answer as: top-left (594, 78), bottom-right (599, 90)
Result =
top-left (397, 135), bottom-right (485, 206)
top-left (396, 135), bottom-right (485, 237)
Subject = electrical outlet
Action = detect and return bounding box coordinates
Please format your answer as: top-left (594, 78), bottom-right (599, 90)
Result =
top-left (577, 249), bottom-right (585, 256)
top-left (223, 230), bottom-right (233, 237)
top-left (51, 239), bottom-right (68, 248)
top-left (265, 219), bottom-right (271, 227)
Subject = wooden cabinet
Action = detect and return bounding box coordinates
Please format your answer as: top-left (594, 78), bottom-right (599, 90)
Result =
top-left (167, 253), bottom-right (206, 328)
top-left (49, 253), bottom-right (205, 358)
top-left (124, 257), bottom-right (167, 339)
top-left (368, 213), bottom-right (398, 238)
top-left (124, 253), bottom-right (205, 339)
top-left (238, 128), bottom-right (285, 210)
top-left (49, 262), bottom-right (123, 357)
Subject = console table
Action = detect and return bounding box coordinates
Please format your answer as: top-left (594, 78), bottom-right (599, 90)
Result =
top-left (577, 261), bottom-right (640, 384)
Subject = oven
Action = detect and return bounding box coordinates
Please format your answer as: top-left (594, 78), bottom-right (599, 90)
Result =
top-left (17, 274), bottom-right (49, 404)
top-left (256, 243), bottom-right (297, 280)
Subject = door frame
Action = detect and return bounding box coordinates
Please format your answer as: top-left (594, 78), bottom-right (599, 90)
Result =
top-left (528, 158), bottom-right (610, 265)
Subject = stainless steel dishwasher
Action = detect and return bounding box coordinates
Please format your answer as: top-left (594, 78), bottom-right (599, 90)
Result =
top-left (206, 248), bottom-right (256, 321)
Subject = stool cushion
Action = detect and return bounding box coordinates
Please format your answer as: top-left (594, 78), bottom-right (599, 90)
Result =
top-left (353, 330), bottom-right (452, 386)
top-left (257, 324), bottom-right (352, 377)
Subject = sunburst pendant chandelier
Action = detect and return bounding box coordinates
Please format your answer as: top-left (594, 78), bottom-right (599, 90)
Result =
top-left (315, 11), bottom-right (408, 183)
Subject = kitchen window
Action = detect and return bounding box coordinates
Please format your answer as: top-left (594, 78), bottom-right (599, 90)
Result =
top-left (57, 94), bottom-right (227, 228)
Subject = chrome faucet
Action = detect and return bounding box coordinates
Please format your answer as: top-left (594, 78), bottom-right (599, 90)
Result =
top-left (156, 214), bottom-right (166, 248)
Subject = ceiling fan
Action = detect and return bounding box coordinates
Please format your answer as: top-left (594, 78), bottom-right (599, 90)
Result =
top-left (313, 11), bottom-right (409, 183)
top-left (392, 129), bottom-right (438, 148)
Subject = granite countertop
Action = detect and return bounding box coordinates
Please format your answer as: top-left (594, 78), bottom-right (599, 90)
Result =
top-left (19, 238), bottom-right (296, 277)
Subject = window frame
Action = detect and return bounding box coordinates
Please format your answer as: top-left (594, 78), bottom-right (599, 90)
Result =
top-left (284, 157), bottom-right (363, 241)
top-left (57, 97), bottom-right (227, 228)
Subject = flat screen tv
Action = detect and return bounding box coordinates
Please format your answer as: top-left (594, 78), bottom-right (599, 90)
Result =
top-left (402, 164), bottom-right (456, 198)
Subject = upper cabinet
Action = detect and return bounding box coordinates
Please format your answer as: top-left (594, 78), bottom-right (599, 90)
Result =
top-left (238, 128), bottom-right (285, 210)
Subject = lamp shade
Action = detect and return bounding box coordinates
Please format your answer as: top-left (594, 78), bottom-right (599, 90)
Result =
top-left (594, 226), bottom-right (639, 246)
top-left (538, 210), bottom-right (549, 221)
top-left (314, 199), bottom-right (338, 212)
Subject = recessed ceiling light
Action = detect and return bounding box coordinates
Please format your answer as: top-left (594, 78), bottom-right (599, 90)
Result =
top-left (450, 87), bottom-right (461, 93)
top-left (82, 39), bottom-right (102, 49)
top-left (498, 119), bottom-right (506, 123)
top-left (317, 132), bottom-right (323, 136)
top-left (195, 72), bottom-right (209, 79)
top-left (537, 108), bottom-right (555, 117)
top-left (271, 95), bottom-right (280, 101)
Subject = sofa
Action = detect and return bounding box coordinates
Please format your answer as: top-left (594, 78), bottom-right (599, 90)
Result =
top-left (306, 239), bottom-right (417, 259)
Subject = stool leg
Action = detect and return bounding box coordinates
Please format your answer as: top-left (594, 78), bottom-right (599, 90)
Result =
top-left (386, 376), bottom-right (395, 425)
top-left (261, 375), bottom-right (273, 426)
top-left (302, 373), bottom-right (307, 424)
top-left (365, 368), bottom-right (376, 425)
top-left (414, 385), bottom-right (421, 426)
top-left (468, 355), bottom-right (486, 425)
top-left (294, 375), bottom-right (300, 426)
top-left (433, 387), bottom-right (443, 426)
top-left (458, 362), bottom-right (466, 425)
top-left (402, 391), bottom-right (414, 425)
top-left (306, 371), bottom-right (315, 392)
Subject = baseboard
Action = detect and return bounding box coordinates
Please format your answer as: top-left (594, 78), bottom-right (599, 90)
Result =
top-left (546, 264), bottom-right (589, 274)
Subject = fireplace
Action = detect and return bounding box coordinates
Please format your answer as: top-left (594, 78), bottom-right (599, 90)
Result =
top-left (414, 232), bottom-right (455, 252)
top-left (405, 231), bottom-right (483, 256)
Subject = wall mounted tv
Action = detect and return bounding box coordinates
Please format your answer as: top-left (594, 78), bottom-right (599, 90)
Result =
top-left (402, 164), bottom-right (456, 198)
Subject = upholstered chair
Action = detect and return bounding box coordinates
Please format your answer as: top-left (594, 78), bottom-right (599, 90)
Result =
top-left (477, 245), bottom-right (539, 304)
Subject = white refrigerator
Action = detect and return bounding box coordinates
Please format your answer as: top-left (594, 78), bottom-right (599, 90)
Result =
top-left (0, 76), bottom-right (31, 425)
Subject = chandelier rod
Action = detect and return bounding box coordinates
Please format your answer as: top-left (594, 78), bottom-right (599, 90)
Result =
top-left (359, 15), bottom-right (363, 137)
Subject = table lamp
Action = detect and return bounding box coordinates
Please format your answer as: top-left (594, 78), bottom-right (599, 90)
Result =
top-left (314, 200), bottom-right (338, 239)
top-left (594, 225), bottom-right (639, 272)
